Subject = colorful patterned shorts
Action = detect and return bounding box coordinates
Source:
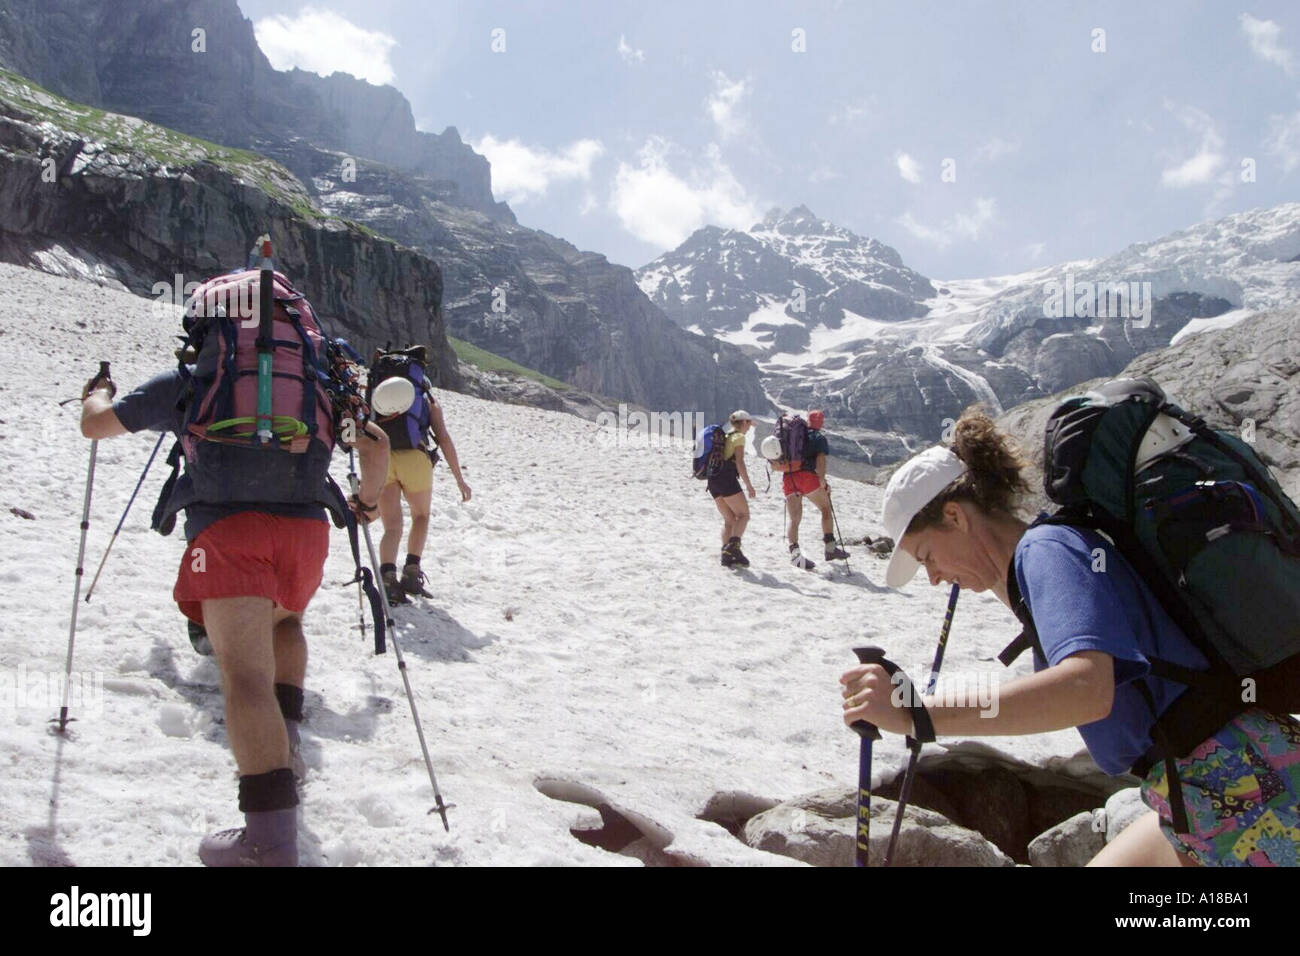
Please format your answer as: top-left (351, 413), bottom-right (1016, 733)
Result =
top-left (1141, 708), bottom-right (1300, 866)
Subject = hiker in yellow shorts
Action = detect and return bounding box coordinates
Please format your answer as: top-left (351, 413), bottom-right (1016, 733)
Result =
top-left (367, 346), bottom-right (472, 603)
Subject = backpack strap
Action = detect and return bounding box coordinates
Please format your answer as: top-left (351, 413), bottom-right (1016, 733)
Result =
top-left (1132, 681), bottom-right (1192, 835)
top-left (999, 539), bottom-right (1045, 666)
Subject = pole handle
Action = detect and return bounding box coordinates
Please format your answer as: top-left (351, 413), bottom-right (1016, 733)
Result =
top-left (849, 645), bottom-right (884, 741)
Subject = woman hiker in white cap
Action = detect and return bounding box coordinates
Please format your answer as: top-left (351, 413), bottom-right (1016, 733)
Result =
top-left (839, 407), bottom-right (1300, 866)
top-left (709, 410), bottom-right (757, 567)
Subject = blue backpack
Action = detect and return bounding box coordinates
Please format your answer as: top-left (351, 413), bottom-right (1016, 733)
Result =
top-left (693, 424), bottom-right (727, 479)
top-left (368, 345), bottom-right (439, 463)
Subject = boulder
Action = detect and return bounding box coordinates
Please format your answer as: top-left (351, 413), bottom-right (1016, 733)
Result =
top-left (743, 787), bottom-right (1013, 867)
top-left (1028, 810), bottom-right (1106, 867)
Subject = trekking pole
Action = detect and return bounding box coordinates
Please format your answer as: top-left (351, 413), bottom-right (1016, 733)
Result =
top-left (882, 582), bottom-right (960, 866)
top-left (848, 646), bottom-right (887, 866)
top-left (84, 431), bottom-right (166, 602)
top-left (53, 361), bottom-right (109, 734)
top-left (347, 448), bottom-right (452, 830)
top-left (253, 235), bottom-right (275, 444)
top-left (828, 487), bottom-right (850, 573)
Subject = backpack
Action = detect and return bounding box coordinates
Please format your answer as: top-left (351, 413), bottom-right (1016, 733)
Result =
top-left (150, 257), bottom-right (389, 653)
top-left (367, 345), bottom-right (440, 464)
top-left (771, 414), bottom-right (809, 473)
top-left (692, 424), bottom-right (728, 479)
top-left (1000, 377), bottom-right (1300, 830)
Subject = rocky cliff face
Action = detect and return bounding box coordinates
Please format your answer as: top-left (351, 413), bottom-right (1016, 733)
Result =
top-left (997, 307), bottom-right (1300, 512)
top-left (301, 143), bottom-right (772, 421)
top-left (0, 0), bottom-right (507, 221)
top-left (0, 69), bottom-right (459, 388)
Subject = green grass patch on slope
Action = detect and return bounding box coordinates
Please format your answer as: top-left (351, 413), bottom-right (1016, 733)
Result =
top-left (0, 67), bottom-right (376, 238)
top-left (447, 336), bottom-right (571, 391)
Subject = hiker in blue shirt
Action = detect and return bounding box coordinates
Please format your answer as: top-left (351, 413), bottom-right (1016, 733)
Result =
top-left (840, 408), bottom-right (1300, 866)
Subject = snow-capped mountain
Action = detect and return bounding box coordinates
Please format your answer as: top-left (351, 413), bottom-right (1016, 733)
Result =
top-left (636, 203), bottom-right (1300, 467)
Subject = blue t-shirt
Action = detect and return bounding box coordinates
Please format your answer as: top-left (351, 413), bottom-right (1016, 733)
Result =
top-left (113, 369), bottom-right (327, 541)
top-left (1013, 522), bottom-right (1210, 775)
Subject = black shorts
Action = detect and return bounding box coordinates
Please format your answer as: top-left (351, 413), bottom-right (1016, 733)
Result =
top-left (707, 471), bottom-right (742, 499)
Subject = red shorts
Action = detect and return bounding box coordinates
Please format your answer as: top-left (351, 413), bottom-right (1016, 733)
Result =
top-left (783, 470), bottom-right (822, 497)
top-left (174, 513), bottom-right (330, 625)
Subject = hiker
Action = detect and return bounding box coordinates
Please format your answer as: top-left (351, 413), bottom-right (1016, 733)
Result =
top-left (708, 410), bottom-right (756, 567)
top-left (80, 267), bottom-right (389, 867)
top-left (839, 406), bottom-right (1300, 866)
top-left (367, 346), bottom-right (472, 604)
top-left (782, 409), bottom-right (848, 569)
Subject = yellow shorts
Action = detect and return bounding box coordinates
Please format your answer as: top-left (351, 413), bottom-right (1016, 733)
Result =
top-left (385, 448), bottom-right (434, 493)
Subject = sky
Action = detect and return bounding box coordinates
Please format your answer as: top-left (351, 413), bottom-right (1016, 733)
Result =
top-left (236, 1), bottom-right (1300, 278)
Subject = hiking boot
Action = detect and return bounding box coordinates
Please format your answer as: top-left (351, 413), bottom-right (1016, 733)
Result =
top-left (790, 543), bottom-right (816, 570)
top-left (825, 544), bottom-right (850, 561)
top-left (187, 619), bottom-right (213, 656)
top-left (400, 563), bottom-right (433, 598)
top-left (725, 537), bottom-right (750, 568)
top-left (198, 808), bottom-right (298, 867)
top-left (286, 719), bottom-right (306, 783)
top-left (721, 547), bottom-right (736, 567)
top-left (381, 568), bottom-right (410, 605)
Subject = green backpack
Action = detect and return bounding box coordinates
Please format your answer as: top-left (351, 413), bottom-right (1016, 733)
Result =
top-left (1001, 378), bottom-right (1300, 830)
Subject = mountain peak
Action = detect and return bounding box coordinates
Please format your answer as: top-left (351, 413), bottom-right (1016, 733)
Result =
top-left (758, 204), bottom-right (819, 230)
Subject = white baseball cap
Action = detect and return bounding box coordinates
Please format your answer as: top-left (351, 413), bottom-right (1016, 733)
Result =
top-left (730, 409), bottom-right (754, 423)
top-left (880, 445), bottom-right (966, 588)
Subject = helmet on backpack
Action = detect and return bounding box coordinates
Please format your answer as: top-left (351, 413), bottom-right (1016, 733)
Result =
top-left (367, 345), bottom-right (439, 462)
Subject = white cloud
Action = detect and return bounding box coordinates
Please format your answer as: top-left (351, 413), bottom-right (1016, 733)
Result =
top-left (895, 152), bottom-right (922, 184)
top-left (1241, 13), bottom-right (1295, 75)
top-left (707, 71), bottom-right (750, 139)
top-left (974, 137), bottom-right (1020, 163)
top-left (1160, 104), bottom-right (1226, 188)
top-left (1023, 241), bottom-right (1047, 262)
top-left (611, 138), bottom-right (761, 248)
top-left (471, 136), bottom-right (605, 204)
top-left (896, 198), bottom-right (997, 249)
top-left (618, 35), bottom-right (645, 64)
top-left (1265, 110), bottom-right (1300, 173)
top-left (254, 7), bottom-right (398, 86)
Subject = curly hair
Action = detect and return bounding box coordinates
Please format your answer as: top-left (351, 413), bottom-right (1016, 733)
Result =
top-left (905, 407), bottom-right (1030, 534)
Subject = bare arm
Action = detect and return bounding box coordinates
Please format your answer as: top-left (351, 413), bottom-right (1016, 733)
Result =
top-left (842, 650), bottom-right (1116, 737)
top-left (80, 387), bottom-right (128, 439)
top-left (353, 420), bottom-right (390, 508)
top-left (429, 401), bottom-right (471, 501)
top-left (735, 443), bottom-right (754, 494)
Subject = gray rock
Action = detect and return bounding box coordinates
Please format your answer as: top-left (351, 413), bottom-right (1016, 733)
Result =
top-left (743, 787), bottom-right (1013, 867)
top-left (1028, 810), bottom-right (1105, 867)
top-left (1104, 787), bottom-right (1149, 843)
top-left (999, 307), bottom-right (1300, 510)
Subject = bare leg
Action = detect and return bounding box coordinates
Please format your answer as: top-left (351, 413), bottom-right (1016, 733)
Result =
top-left (378, 481), bottom-right (403, 566)
top-left (786, 493), bottom-right (803, 547)
top-left (803, 486), bottom-right (833, 537)
top-left (402, 486), bottom-right (433, 558)
top-left (272, 610), bottom-right (306, 688)
top-left (724, 492), bottom-right (749, 540)
top-left (1087, 809), bottom-right (1198, 867)
top-left (714, 497), bottom-right (736, 545)
top-left (203, 595), bottom-right (287, 775)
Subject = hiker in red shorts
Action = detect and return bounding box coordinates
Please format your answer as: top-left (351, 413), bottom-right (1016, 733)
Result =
top-left (783, 410), bottom-right (849, 569)
top-left (80, 267), bottom-right (389, 867)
